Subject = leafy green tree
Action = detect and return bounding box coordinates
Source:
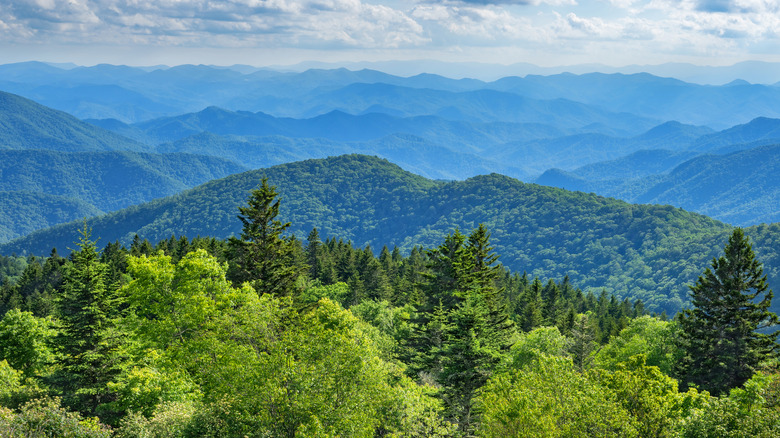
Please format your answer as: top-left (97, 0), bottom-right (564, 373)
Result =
top-left (680, 372), bottom-right (780, 438)
top-left (227, 177), bottom-right (301, 296)
top-left (596, 355), bottom-right (707, 438)
top-left (0, 308), bottom-right (56, 377)
top-left (508, 326), bottom-right (571, 368)
top-left (475, 355), bottom-right (638, 438)
top-left (595, 315), bottom-right (681, 376)
top-left (678, 228), bottom-right (779, 395)
top-left (0, 396), bottom-right (112, 438)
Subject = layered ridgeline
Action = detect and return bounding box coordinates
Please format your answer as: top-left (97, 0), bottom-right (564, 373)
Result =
top-left (537, 133), bottom-right (780, 226)
top-left (0, 91), bottom-right (148, 152)
top-left (0, 91), bottom-right (249, 243)
top-left (5, 62), bottom-right (780, 128)
top-left (5, 154), bottom-right (772, 316)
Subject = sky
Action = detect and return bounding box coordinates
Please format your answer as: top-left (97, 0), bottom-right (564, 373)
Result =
top-left (1, 0), bottom-right (780, 69)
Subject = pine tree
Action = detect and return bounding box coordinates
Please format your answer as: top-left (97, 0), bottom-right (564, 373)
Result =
top-left (678, 228), bottom-right (779, 396)
top-left (227, 177), bottom-right (301, 296)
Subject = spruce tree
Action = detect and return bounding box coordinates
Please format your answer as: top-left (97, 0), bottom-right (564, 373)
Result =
top-left (678, 228), bottom-right (779, 396)
top-left (227, 177), bottom-right (300, 296)
top-left (421, 225), bottom-right (516, 433)
top-left (50, 225), bottom-right (124, 419)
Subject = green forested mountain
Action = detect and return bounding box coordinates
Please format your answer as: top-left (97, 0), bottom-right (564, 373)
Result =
top-left (0, 91), bottom-right (148, 152)
top-left (0, 150), bottom-right (246, 243)
top-left (0, 191), bottom-right (102, 243)
top-left (0, 154), bottom-right (750, 314)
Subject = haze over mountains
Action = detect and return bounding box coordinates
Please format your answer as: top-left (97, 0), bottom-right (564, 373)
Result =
top-left (3, 61), bottom-right (780, 314)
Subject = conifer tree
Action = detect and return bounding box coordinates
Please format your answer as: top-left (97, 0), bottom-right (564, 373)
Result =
top-left (678, 228), bottom-right (779, 396)
top-left (306, 227), bottom-right (323, 280)
top-left (227, 177), bottom-right (300, 296)
top-left (50, 224), bottom-right (124, 419)
top-left (521, 277), bottom-right (543, 332)
top-left (420, 225), bottom-right (516, 433)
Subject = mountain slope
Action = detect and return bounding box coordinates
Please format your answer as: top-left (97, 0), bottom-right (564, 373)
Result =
top-left (0, 91), bottom-right (148, 152)
top-left (535, 143), bottom-right (780, 226)
top-left (0, 154), bottom-right (749, 315)
top-left (0, 150), bottom-right (247, 243)
top-left (635, 144), bottom-right (780, 225)
top-left (0, 191), bottom-right (102, 244)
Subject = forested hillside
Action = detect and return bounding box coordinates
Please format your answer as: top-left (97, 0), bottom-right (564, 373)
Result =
top-left (0, 154), bottom-right (750, 315)
top-left (0, 150), bottom-right (246, 243)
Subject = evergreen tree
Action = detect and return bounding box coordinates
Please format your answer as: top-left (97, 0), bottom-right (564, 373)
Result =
top-left (306, 227), bottom-right (323, 280)
top-left (227, 177), bottom-right (300, 296)
top-left (50, 225), bottom-right (125, 419)
top-left (570, 313), bottom-right (596, 372)
top-left (420, 225), bottom-right (516, 433)
top-left (521, 277), bottom-right (543, 332)
top-left (678, 228), bottom-right (779, 396)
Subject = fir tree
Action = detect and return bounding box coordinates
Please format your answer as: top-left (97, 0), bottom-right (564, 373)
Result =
top-left (50, 224), bottom-right (125, 420)
top-left (678, 228), bottom-right (779, 396)
top-left (227, 177), bottom-right (300, 296)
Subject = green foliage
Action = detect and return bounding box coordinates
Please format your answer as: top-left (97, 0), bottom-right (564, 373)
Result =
top-left (596, 355), bottom-right (708, 438)
top-left (115, 401), bottom-right (198, 438)
top-left (0, 308), bottom-right (56, 377)
top-left (122, 249), bottom-right (254, 353)
top-left (378, 375), bottom-right (457, 438)
top-left (0, 396), bottom-right (112, 438)
top-left (595, 316), bottom-right (681, 376)
top-left (475, 355), bottom-right (638, 438)
top-left (680, 373), bottom-right (780, 437)
top-left (508, 326), bottom-right (571, 368)
top-left (106, 356), bottom-right (201, 419)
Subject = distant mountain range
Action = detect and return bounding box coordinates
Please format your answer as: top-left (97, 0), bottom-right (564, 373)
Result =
top-left (3, 81), bottom-right (780, 232)
top-left (4, 61), bottom-right (780, 129)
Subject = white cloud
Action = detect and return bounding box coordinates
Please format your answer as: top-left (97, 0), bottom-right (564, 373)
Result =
top-left (0, 0), bottom-right (428, 48)
top-left (1, 0), bottom-right (780, 66)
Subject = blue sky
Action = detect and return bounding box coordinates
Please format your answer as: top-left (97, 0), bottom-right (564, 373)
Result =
top-left (1, 0), bottom-right (780, 68)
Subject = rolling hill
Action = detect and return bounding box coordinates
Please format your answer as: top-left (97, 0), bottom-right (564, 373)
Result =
top-left (2, 154), bottom-right (760, 316)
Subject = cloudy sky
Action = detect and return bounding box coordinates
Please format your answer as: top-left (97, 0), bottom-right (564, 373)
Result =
top-left (1, 0), bottom-right (780, 68)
